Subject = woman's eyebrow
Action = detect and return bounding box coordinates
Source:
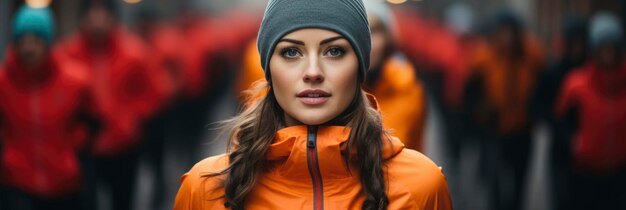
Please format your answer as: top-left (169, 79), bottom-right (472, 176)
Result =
top-left (320, 36), bottom-right (345, 45)
top-left (278, 38), bottom-right (305, 45)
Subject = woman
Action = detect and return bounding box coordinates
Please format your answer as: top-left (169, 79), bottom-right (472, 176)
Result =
top-left (363, 0), bottom-right (427, 151)
top-left (0, 5), bottom-right (94, 210)
top-left (174, 0), bottom-right (452, 209)
top-left (555, 12), bottom-right (626, 210)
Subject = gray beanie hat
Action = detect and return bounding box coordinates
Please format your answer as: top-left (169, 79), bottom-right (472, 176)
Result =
top-left (257, 0), bottom-right (371, 82)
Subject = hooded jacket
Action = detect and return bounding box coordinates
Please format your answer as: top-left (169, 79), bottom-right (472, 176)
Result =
top-left (555, 61), bottom-right (626, 172)
top-left (174, 97), bottom-right (451, 210)
top-left (180, 12), bottom-right (260, 99)
top-left (57, 27), bottom-right (164, 157)
top-left (368, 56), bottom-right (427, 151)
top-left (466, 35), bottom-right (544, 135)
top-left (0, 48), bottom-right (91, 198)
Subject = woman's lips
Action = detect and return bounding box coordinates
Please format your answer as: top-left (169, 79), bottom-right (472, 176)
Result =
top-left (298, 97), bottom-right (330, 105)
top-left (296, 89), bottom-right (331, 105)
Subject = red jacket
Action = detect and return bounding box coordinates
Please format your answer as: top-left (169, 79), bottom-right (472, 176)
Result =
top-left (394, 9), bottom-right (468, 109)
top-left (143, 24), bottom-right (187, 106)
top-left (0, 49), bottom-right (91, 198)
top-left (57, 27), bottom-right (164, 157)
top-left (556, 62), bottom-right (626, 172)
top-left (179, 12), bottom-right (261, 98)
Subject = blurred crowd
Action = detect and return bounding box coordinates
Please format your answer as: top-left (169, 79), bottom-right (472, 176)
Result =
top-left (0, 0), bottom-right (624, 210)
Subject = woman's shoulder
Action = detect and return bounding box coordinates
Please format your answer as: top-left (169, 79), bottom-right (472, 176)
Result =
top-left (179, 154), bottom-right (229, 190)
top-left (174, 154), bottom-right (229, 210)
top-left (188, 154), bottom-right (230, 175)
top-left (386, 148), bottom-right (453, 209)
top-left (387, 148), bottom-right (445, 178)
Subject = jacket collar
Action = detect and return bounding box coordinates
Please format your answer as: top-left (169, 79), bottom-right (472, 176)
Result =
top-left (265, 125), bottom-right (404, 180)
top-left (589, 61), bottom-right (626, 96)
top-left (3, 47), bottom-right (57, 90)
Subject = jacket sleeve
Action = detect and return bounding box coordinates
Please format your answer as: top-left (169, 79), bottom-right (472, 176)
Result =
top-left (410, 80), bottom-right (427, 151)
top-left (554, 76), bottom-right (577, 120)
top-left (406, 162), bottom-right (453, 210)
top-left (174, 155), bottom-right (229, 210)
top-left (389, 150), bottom-right (454, 210)
top-left (174, 172), bottom-right (200, 210)
top-left (424, 170), bottom-right (453, 210)
top-left (119, 62), bottom-right (166, 120)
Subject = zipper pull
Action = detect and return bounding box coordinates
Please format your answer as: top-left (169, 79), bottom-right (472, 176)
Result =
top-left (307, 126), bottom-right (318, 148)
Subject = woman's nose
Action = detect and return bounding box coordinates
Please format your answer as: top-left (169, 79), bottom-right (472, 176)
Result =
top-left (303, 56), bottom-right (324, 83)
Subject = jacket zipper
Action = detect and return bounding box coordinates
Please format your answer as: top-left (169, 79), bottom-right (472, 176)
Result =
top-left (306, 126), bottom-right (324, 210)
top-left (31, 85), bottom-right (44, 191)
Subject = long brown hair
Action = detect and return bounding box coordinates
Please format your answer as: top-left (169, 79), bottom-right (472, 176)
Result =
top-left (210, 80), bottom-right (390, 210)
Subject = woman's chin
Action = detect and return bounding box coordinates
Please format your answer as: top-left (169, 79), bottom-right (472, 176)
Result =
top-left (290, 112), bottom-right (336, 126)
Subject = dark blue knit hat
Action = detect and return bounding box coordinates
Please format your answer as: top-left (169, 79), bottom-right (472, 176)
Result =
top-left (257, 0), bottom-right (371, 82)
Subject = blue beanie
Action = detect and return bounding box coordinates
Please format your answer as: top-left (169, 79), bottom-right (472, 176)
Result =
top-left (12, 5), bottom-right (55, 45)
top-left (257, 0), bottom-right (371, 82)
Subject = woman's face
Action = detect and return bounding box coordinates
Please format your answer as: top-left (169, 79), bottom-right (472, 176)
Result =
top-left (16, 34), bottom-right (48, 72)
top-left (270, 28), bottom-right (359, 126)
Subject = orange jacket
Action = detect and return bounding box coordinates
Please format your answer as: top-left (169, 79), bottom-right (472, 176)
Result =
top-left (467, 35), bottom-right (544, 135)
top-left (174, 95), bottom-right (451, 209)
top-left (369, 56), bottom-right (427, 151)
top-left (174, 125), bottom-right (451, 210)
top-left (235, 39), bottom-right (265, 99)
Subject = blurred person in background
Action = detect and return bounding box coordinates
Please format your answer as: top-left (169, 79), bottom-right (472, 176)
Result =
top-left (362, 0), bottom-right (427, 151)
top-left (442, 3), bottom-right (481, 111)
top-left (0, 5), bottom-right (96, 210)
top-left (532, 15), bottom-right (589, 210)
top-left (554, 11), bottom-right (626, 210)
top-left (173, 2), bottom-right (260, 170)
top-left (134, 6), bottom-right (186, 210)
top-left (176, 1), bottom-right (260, 101)
top-left (152, 1), bottom-right (217, 172)
top-left (463, 10), bottom-right (544, 210)
top-left (441, 2), bottom-right (484, 166)
top-left (56, 0), bottom-right (165, 209)
top-left (438, 4), bottom-right (489, 208)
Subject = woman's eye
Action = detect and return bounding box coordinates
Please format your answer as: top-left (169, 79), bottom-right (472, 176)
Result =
top-left (281, 48), bottom-right (301, 58)
top-left (325, 47), bottom-right (345, 57)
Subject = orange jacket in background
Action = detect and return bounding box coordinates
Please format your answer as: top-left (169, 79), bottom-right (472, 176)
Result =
top-left (174, 96), bottom-right (451, 210)
top-left (235, 39), bottom-right (265, 99)
top-left (369, 56), bottom-right (427, 151)
top-left (468, 35), bottom-right (544, 135)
